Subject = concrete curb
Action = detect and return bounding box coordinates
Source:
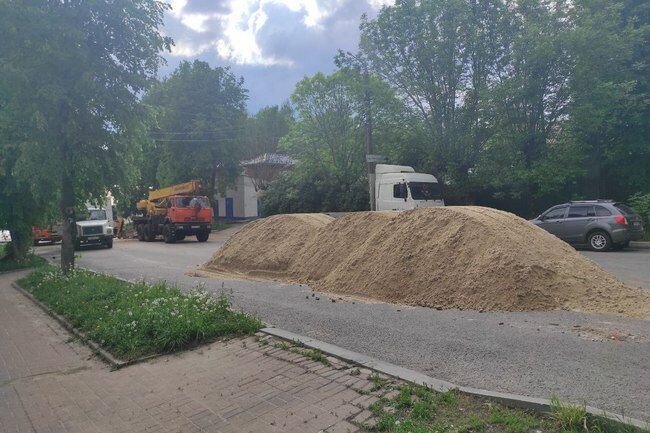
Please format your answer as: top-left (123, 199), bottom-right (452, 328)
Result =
top-left (261, 327), bottom-right (649, 430)
top-left (10, 281), bottom-right (158, 370)
top-left (630, 241), bottom-right (650, 250)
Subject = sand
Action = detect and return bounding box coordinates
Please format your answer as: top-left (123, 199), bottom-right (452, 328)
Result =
top-left (205, 207), bottom-right (650, 318)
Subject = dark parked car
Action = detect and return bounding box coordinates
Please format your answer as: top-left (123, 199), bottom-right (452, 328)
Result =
top-left (530, 200), bottom-right (645, 251)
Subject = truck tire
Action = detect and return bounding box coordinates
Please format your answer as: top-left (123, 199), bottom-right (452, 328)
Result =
top-left (143, 225), bottom-right (154, 242)
top-left (196, 230), bottom-right (209, 242)
top-left (137, 226), bottom-right (145, 241)
top-left (163, 225), bottom-right (176, 244)
top-left (106, 238), bottom-right (113, 249)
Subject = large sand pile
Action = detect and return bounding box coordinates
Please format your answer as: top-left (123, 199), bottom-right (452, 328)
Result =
top-left (205, 207), bottom-right (650, 318)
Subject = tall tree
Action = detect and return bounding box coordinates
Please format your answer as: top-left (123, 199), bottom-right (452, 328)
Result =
top-left (359, 0), bottom-right (513, 188)
top-left (243, 104), bottom-right (294, 159)
top-left (0, 0), bottom-right (171, 271)
top-left (567, 0), bottom-right (650, 200)
top-left (144, 60), bottom-right (248, 199)
top-left (474, 0), bottom-right (577, 214)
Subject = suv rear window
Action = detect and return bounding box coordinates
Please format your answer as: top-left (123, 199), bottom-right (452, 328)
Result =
top-left (594, 205), bottom-right (612, 216)
top-left (614, 203), bottom-right (636, 215)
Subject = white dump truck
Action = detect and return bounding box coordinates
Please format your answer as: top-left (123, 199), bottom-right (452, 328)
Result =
top-left (75, 198), bottom-right (114, 249)
top-left (375, 164), bottom-right (444, 211)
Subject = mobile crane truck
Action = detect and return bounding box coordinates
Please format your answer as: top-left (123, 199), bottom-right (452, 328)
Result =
top-left (134, 180), bottom-right (213, 243)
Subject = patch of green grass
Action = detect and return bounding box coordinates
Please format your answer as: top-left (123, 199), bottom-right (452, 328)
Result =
top-left (458, 414), bottom-right (486, 433)
top-left (395, 386), bottom-right (414, 409)
top-left (369, 374), bottom-right (389, 391)
top-left (436, 389), bottom-right (458, 406)
top-left (367, 385), bottom-right (644, 433)
top-left (18, 266), bottom-right (262, 360)
top-left (410, 400), bottom-right (434, 421)
top-left (549, 396), bottom-right (587, 432)
top-left (211, 220), bottom-right (229, 231)
top-left (273, 341), bottom-right (291, 350)
top-left (488, 407), bottom-right (540, 433)
top-left (289, 347), bottom-right (330, 365)
top-left (0, 253), bottom-right (46, 273)
top-left (376, 413), bottom-right (397, 431)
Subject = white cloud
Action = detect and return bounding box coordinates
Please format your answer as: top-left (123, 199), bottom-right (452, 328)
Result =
top-left (166, 0), bottom-right (389, 65)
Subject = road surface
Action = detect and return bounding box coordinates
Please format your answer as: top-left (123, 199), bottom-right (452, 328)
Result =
top-left (36, 230), bottom-right (650, 421)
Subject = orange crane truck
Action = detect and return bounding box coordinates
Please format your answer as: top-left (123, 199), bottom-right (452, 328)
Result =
top-left (134, 180), bottom-right (213, 243)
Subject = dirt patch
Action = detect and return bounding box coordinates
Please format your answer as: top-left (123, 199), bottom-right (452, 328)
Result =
top-left (204, 207), bottom-right (650, 318)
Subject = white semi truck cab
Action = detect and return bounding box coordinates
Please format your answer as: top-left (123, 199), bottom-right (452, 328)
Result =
top-left (375, 164), bottom-right (444, 211)
top-left (75, 198), bottom-right (114, 249)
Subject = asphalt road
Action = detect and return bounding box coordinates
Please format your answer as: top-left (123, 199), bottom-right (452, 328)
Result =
top-left (582, 246), bottom-right (650, 290)
top-left (37, 230), bottom-right (650, 421)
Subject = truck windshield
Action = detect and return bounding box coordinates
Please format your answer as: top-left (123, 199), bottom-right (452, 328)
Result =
top-left (408, 182), bottom-right (442, 200)
top-left (174, 197), bottom-right (210, 208)
top-left (87, 210), bottom-right (107, 220)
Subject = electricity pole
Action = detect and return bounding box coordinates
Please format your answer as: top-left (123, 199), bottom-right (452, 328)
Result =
top-left (337, 50), bottom-right (376, 210)
top-left (363, 66), bottom-right (376, 211)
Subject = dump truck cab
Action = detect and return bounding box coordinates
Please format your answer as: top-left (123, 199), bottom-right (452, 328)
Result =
top-left (134, 181), bottom-right (213, 243)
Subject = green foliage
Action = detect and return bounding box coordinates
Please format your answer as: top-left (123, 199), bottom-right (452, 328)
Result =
top-left (260, 165), bottom-right (369, 215)
top-left (143, 60), bottom-right (248, 199)
top-left (629, 192), bottom-right (650, 228)
top-left (488, 407), bottom-right (540, 433)
top-left (243, 104), bottom-right (294, 158)
top-left (0, 0), bottom-right (171, 269)
top-left (549, 397), bottom-right (588, 432)
top-left (19, 267), bottom-right (262, 360)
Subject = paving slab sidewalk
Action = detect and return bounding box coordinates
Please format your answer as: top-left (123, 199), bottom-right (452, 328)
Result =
top-left (0, 271), bottom-right (385, 433)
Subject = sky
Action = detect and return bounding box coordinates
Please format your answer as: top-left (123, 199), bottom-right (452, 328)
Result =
top-left (161, 0), bottom-right (394, 112)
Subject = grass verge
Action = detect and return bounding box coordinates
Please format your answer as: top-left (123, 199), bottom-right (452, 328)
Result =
top-left (212, 220), bottom-right (230, 231)
top-left (18, 266), bottom-right (262, 360)
top-left (368, 385), bottom-right (646, 433)
top-left (0, 252), bottom-right (47, 273)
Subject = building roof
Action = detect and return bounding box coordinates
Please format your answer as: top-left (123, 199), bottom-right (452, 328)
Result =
top-left (241, 153), bottom-right (295, 167)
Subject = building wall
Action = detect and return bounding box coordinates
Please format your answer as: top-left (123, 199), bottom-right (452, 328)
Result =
top-left (214, 175), bottom-right (259, 219)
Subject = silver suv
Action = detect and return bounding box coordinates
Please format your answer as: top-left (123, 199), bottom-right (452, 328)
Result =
top-left (530, 200), bottom-right (645, 251)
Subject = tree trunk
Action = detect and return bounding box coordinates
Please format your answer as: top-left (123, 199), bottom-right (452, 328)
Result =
top-left (60, 143), bottom-right (75, 273)
top-left (8, 227), bottom-right (31, 260)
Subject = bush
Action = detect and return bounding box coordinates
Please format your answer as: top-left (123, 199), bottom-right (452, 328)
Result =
top-left (19, 267), bottom-right (262, 360)
top-left (261, 169), bottom-right (369, 216)
top-left (629, 192), bottom-right (650, 227)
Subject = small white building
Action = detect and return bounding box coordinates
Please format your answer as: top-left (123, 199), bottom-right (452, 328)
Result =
top-left (214, 174), bottom-right (259, 220)
top-left (214, 153), bottom-right (295, 220)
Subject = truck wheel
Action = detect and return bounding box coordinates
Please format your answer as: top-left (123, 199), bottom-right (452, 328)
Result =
top-left (143, 225), bottom-right (153, 242)
top-left (588, 230), bottom-right (611, 251)
top-left (106, 238), bottom-right (113, 249)
top-left (163, 225), bottom-right (176, 244)
top-left (196, 230), bottom-right (209, 242)
top-left (137, 226), bottom-right (145, 241)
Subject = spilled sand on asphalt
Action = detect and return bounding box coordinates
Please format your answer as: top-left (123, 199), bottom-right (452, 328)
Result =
top-left (203, 208), bottom-right (650, 318)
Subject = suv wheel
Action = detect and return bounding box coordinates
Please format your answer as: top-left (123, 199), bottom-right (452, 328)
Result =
top-left (588, 230), bottom-right (611, 252)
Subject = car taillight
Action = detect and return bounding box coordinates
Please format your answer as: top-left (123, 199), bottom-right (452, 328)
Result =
top-left (614, 215), bottom-right (628, 225)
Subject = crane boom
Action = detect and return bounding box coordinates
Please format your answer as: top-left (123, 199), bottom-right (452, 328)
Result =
top-left (148, 180), bottom-right (204, 202)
